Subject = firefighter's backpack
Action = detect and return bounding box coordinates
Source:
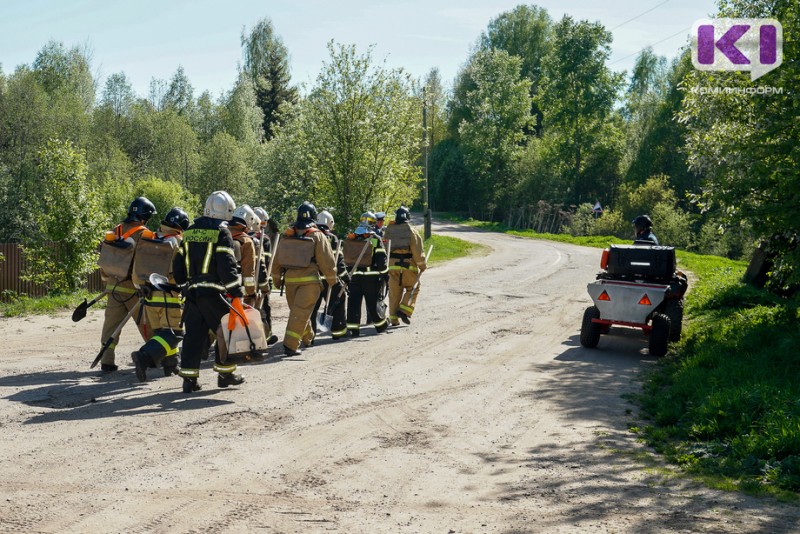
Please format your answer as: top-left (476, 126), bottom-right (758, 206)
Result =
top-left (215, 306), bottom-right (268, 363)
top-left (132, 235), bottom-right (179, 284)
top-left (98, 225), bottom-right (147, 282)
top-left (343, 238), bottom-right (373, 267)
top-left (274, 230), bottom-right (316, 269)
top-left (384, 222), bottom-right (412, 249)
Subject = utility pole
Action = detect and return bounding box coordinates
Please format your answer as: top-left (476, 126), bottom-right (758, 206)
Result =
top-left (423, 86), bottom-right (431, 239)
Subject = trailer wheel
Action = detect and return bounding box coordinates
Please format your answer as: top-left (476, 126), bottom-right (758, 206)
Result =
top-left (580, 306), bottom-right (602, 348)
top-left (649, 313), bottom-right (671, 357)
top-left (664, 298), bottom-right (684, 342)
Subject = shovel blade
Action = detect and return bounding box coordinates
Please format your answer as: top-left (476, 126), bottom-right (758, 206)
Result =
top-left (72, 300), bottom-right (89, 322)
top-left (316, 311), bottom-right (331, 333)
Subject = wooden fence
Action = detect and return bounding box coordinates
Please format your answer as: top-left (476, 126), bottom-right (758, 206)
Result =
top-left (0, 243), bottom-right (104, 301)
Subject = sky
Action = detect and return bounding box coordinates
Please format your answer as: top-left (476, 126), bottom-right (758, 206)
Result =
top-left (0, 0), bottom-right (719, 99)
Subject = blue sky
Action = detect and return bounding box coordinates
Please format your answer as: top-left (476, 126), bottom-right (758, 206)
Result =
top-left (0, 0), bottom-right (718, 98)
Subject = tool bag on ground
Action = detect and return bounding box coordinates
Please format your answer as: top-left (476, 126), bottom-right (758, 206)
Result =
top-left (98, 225), bottom-right (148, 281)
top-left (343, 239), bottom-right (373, 267)
top-left (274, 233), bottom-right (315, 268)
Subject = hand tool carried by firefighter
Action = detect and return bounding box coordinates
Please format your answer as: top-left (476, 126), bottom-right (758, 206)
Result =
top-left (375, 239), bottom-right (391, 319)
top-left (90, 300), bottom-right (142, 369)
top-left (72, 289), bottom-right (110, 322)
top-left (408, 244), bottom-right (433, 302)
top-left (257, 233), bottom-right (280, 310)
top-left (253, 224), bottom-right (266, 303)
top-left (316, 239), bottom-right (342, 333)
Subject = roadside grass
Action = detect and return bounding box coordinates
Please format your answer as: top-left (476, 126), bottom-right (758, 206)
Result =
top-left (442, 213), bottom-right (800, 497)
top-left (0, 289), bottom-right (103, 318)
top-left (422, 231), bottom-right (488, 265)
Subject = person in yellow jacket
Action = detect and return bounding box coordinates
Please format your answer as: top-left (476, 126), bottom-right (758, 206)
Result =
top-left (130, 207), bottom-right (189, 381)
top-left (383, 206), bottom-right (427, 326)
top-left (270, 202), bottom-right (337, 357)
top-left (96, 197), bottom-right (156, 373)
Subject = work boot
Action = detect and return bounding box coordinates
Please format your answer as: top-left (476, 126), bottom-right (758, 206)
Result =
top-left (375, 322), bottom-right (388, 334)
top-left (397, 311), bottom-right (410, 325)
top-left (267, 334), bottom-right (279, 346)
top-left (283, 344), bottom-right (300, 357)
top-left (131, 351), bottom-right (149, 382)
top-left (182, 377), bottom-right (201, 393)
top-left (218, 373), bottom-right (245, 388)
top-left (348, 329), bottom-right (360, 338)
top-left (302, 334), bottom-right (315, 348)
top-left (100, 363), bottom-right (118, 373)
top-left (162, 356), bottom-right (179, 377)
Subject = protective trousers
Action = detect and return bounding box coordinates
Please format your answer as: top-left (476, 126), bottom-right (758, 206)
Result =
top-left (347, 276), bottom-right (387, 335)
top-left (311, 280), bottom-right (347, 339)
top-left (178, 291), bottom-right (238, 380)
top-left (100, 282), bottom-right (147, 366)
top-left (283, 284), bottom-right (321, 351)
top-left (388, 269), bottom-right (419, 325)
top-left (138, 290), bottom-right (183, 369)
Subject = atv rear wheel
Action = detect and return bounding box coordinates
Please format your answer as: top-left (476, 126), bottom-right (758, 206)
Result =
top-left (649, 313), bottom-right (671, 357)
top-left (580, 306), bottom-right (602, 348)
top-left (664, 298), bottom-right (684, 342)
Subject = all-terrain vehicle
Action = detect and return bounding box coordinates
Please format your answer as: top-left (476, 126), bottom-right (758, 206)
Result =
top-left (580, 244), bottom-right (688, 357)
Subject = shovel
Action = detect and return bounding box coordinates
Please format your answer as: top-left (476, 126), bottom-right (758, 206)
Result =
top-left (91, 300), bottom-right (142, 369)
top-left (408, 244), bottom-right (434, 303)
top-left (72, 289), bottom-right (109, 322)
top-left (375, 239), bottom-right (391, 319)
top-left (316, 239), bottom-right (342, 333)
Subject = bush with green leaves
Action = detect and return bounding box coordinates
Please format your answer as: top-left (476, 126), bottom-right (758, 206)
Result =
top-left (23, 138), bottom-right (104, 292)
top-left (131, 175), bottom-right (200, 229)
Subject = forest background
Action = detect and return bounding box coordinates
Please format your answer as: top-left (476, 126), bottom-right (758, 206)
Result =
top-left (0, 0), bottom-right (796, 294)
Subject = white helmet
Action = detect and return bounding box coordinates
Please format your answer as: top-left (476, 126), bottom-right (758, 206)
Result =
top-left (254, 207), bottom-right (269, 227)
top-left (232, 204), bottom-right (259, 232)
top-left (204, 191), bottom-right (235, 220)
top-left (316, 210), bottom-right (335, 230)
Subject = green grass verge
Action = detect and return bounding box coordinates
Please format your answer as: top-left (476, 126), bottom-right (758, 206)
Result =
top-left (442, 213), bottom-right (800, 497)
top-left (423, 232), bottom-right (488, 265)
top-left (0, 289), bottom-right (104, 318)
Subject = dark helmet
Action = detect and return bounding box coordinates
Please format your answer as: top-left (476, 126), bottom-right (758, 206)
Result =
top-left (395, 206), bottom-right (411, 223)
top-left (128, 197), bottom-right (157, 222)
top-left (632, 214), bottom-right (653, 231)
top-left (162, 207), bottom-right (190, 231)
top-left (296, 201), bottom-right (317, 229)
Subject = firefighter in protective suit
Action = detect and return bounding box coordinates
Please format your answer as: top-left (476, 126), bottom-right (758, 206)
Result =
top-left (345, 218), bottom-right (389, 336)
top-left (229, 204), bottom-right (260, 301)
top-left (173, 191), bottom-right (246, 393)
top-left (97, 197), bottom-right (156, 373)
top-left (270, 202), bottom-right (337, 357)
top-left (310, 210), bottom-right (349, 339)
top-left (131, 207), bottom-right (189, 381)
top-left (252, 207), bottom-right (278, 345)
top-left (384, 206), bottom-right (427, 325)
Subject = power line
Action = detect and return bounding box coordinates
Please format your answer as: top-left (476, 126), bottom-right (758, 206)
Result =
top-left (610, 0), bottom-right (671, 31)
top-left (610, 25), bottom-right (692, 65)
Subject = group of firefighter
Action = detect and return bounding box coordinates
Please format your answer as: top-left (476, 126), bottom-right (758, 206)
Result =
top-left (96, 192), bottom-right (428, 393)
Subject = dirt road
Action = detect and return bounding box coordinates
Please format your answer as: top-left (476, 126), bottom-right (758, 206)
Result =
top-left (1, 221), bottom-right (798, 533)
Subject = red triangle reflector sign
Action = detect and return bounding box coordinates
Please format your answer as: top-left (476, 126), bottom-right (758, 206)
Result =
top-left (598, 290), bottom-right (611, 301)
top-left (638, 294), bottom-right (652, 306)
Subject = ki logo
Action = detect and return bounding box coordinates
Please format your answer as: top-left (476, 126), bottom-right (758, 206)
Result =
top-left (692, 19), bottom-right (783, 81)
